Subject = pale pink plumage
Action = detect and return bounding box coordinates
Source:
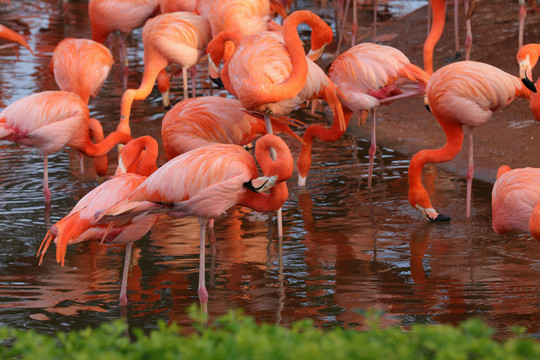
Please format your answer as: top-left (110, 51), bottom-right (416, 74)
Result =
top-left (329, 43), bottom-right (429, 188)
top-left (0, 91), bottom-right (132, 201)
top-left (51, 38), bottom-right (113, 104)
top-left (492, 166), bottom-right (540, 241)
top-left (96, 134), bottom-right (294, 309)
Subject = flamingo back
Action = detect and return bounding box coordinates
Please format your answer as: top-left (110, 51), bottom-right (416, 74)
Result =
top-left (427, 61), bottom-right (525, 127)
top-left (142, 11), bottom-right (211, 67)
top-left (0, 91), bottom-right (89, 154)
top-left (161, 96), bottom-right (266, 159)
top-left (492, 167), bottom-right (540, 235)
top-left (52, 38), bottom-right (113, 103)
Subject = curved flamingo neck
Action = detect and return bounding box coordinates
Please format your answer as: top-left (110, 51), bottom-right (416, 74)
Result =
top-left (529, 203), bottom-right (540, 242)
top-left (297, 107), bottom-right (353, 178)
top-left (240, 182), bottom-right (289, 212)
top-left (77, 131), bottom-right (133, 158)
top-left (424, 0), bottom-right (446, 75)
top-left (117, 135), bottom-right (159, 176)
top-left (252, 10), bottom-right (324, 107)
top-left (408, 120), bottom-right (464, 209)
top-left (88, 117), bottom-right (108, 177)
top-left (207, 30), bottom-right (241, 95)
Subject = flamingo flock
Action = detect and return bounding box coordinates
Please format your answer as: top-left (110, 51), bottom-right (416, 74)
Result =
top-left (1, 0), bottom-right (540, 309)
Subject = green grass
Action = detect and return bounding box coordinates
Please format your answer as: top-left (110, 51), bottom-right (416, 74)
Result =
top-left (1, 306), bottom-right (538, 359)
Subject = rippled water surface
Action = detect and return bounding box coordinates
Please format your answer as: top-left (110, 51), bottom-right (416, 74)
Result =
top-left (1, 0), bottom-right (539, 339)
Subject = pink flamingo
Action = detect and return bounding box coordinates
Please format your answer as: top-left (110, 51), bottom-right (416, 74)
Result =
top-left (408, 61), bottom-right (532, 221)
top-left (38, 136), bottom-right (159, 306)
top-left (51, 38), bottom-right (113, 105)
top-left (118, 11), bottom-right (210, 135)
top-left (95, 134), bottom-right (293, 310)
top-left (161, 95), bottom-right (301, 159)
top-left (0, 91), bottom-right (132, 202)
top-left (328, 43), bottom-right (429, 188)
top-left (492, 165), bottom-right (540, 241)
top-left (207, 10), bottom-right (345, 186)
top-left (89, 0), bottom-right (160, 87)
top-left (0, 24), bottom-right (33, 56)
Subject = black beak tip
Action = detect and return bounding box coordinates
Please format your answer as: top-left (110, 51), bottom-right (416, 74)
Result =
top-left (522, 77), bottom-right (537, 93)
top-left (432, 213), bottom-right (451, 222)
top-left (210, 76), bottom-right (224, 89)
top-left (424, 104), bottom-right (432, 113)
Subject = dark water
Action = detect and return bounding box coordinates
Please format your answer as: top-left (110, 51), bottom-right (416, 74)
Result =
top-left (1, 0), bottom-right (539, 340)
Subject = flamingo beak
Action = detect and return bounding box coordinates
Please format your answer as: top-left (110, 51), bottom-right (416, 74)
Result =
top-left (416, 204), bottom-right (451, 222)
top-left (424, 95), bottom-right (431, 113)
top-left (519, 57), bottom-right (537, 93)
top-left (244, 175), bottom-right (278, 193)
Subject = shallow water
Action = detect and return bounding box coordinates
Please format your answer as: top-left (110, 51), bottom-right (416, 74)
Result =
top-left (1, 0), bottom-right (539, 340)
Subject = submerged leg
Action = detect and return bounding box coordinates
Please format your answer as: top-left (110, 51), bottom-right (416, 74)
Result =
top-left (466, 127), bottom-right (474, 218)
top-left (198, 217), bottom-right (209, 313)
top-left (367, 109), bottom-right (377, 189)
top-left (119, 242), bottom-right (133, 306)
top-left (43, 155), bottom-right (51, 202)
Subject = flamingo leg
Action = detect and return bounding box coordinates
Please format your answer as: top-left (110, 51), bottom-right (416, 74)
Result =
top-left (79, 152), bottom-right (85, 175)
top-left (43, 155), bottom-right (51, 202)
top-left (190, 66), bottom-right (197, 98)
top-left (118, 33), bottom-right (128, 89)
top-left (454, 0), bottom-right (460, 53)
top-left (351, 0), bottom-right (357, 46)
top-left (119, 242), bottom-right (133, 306)
top-left (519, 0), bottom-right (526, 49)
top-left (466, 127), bottom-right (474, 218)
top-left (264, 113), bottom-right (282, 237)
top-left (182, 67), bottom-right (189, 100)
top-left (372, 0), bottom-right (378, 43)
top-left (198, 217), bottom-right (209, 313)
top-left (367, 108), bottom-right (377, 189)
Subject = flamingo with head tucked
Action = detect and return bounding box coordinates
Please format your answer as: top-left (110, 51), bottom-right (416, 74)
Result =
top-left (0, 91), bottom-right (132, 202)
top-left (95, 134), bottom-right (293, 310)
top-left (38, 136), bottom-right (159, 306)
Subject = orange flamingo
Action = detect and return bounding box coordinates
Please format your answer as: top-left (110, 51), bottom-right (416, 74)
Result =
top-left (161, 95), bottom-right (301, 159)
top-left (516, 43), bottom-right (540, 119)
top-left (89, 0), bottom-right (160, 87)
top-left (51, 38), bottom-right (113, 105)
top-left (328, 43), bottom-right (429, 188)
top-left (118, 11), bottom-right (210, 135)
top-left (408, 61), bottom-right (531, 221)
top-left (492, 165), bottom-right (540, 241)
top-left (0, 91), bottom-right (132, 202)
top-left (96, 134), bottom-right (293, 310)
top-left (38, 136), bottom-right (160, 306)
top-left (207, 10), bottom-right (345, 186)
top-left (0, 24), bottom-right (33, 56)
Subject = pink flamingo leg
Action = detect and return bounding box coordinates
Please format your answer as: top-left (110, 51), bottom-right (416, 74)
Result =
top-left (190, 66), bottom-right (197, 98)
top-left (466, 127), bottom-right (474, 218)
top-left (182, 67), bottom-right (189, 100)
top-left (198, 218), bottom-right (209, 313)
top-left (454, 0), bottom-right (460, 53)
top-left (118, 34), bottom-right (128, 89)
top-left (464, 0), bottom-right (473, 60)
top-left (79, 152), bottom-right (85, 174)
top-left (43, 156), bottom-right (51, 202)
top-left (351, 0), bottom-right (357, 46)
top-left (372, 0), bottom-right (378, 43)
top-left (519, 0), bottom-right (526, 49)
top-left (367, 109), bottom-right (377, 189)
top-left (119, 242), bottom-right (133, 306)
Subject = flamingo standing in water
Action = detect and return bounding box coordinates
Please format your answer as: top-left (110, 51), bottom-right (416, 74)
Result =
top-left (118, 11), bottom-right (210, 135)
top-left (89, 0), bottom-right (160, 87)
top-left (408, 61), bottom-right (532, 221)
top-left (38, 136), bottom-right (159, 306)
top-left (0, 24), bottom-right (33, 56)
top-left (96, 134), bottom-right (293, 310)
top-left (491, 165), bottom-right (540, 241)
top-left (329, 43), bottom-right (429, 188)
top-left (207, 10), bottom-right (345, 186)
top-left (0, 91), bottom-right (132, 202)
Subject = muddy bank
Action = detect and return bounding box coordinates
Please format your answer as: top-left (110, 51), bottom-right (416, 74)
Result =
top-left (324, 0), bottom-right (540, 184)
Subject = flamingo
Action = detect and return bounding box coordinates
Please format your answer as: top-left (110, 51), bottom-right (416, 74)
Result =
top-left (516, 43), bottom-right (540, 119)
top-left (51, 38), bottom-right (113, 105)
top-left (408, 61), bottom-right (532, 221)
top-left (161, 95), bottom-right (301, 159)
top-left (0, 24), bottom-right (33, 56)
top-left (492, 165), bottom-right (540, 241)
top-left (118, 11), bottom-right (210, 135)
top-left (328, 43), bottom-right (429, 188)
top-left (38, 136), bottom-right (160, 306)
top-left (89, 0), bottom-right (161, 87)
top-left (207, 10), bottom-right (346, 186)
top-left (0, 91), bottom-right (132, 202)
top-left (95, 134), bottom-right (293, 310)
